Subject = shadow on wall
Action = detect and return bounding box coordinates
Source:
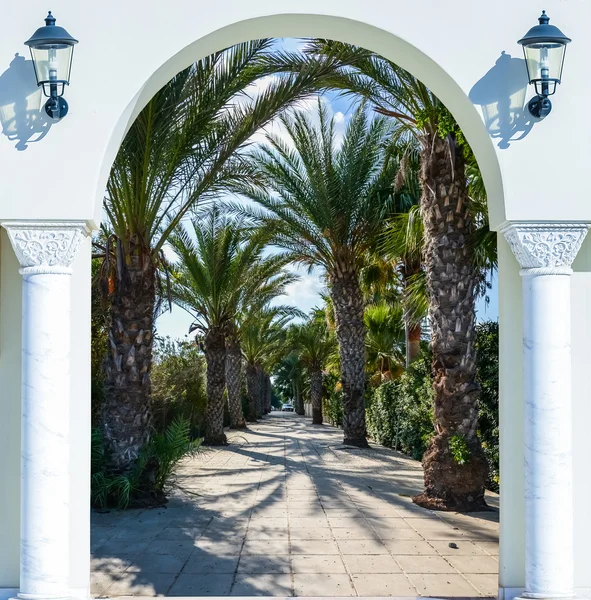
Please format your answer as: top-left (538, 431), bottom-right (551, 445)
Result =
top-left (0, 53), bottom-right (52, 151)
top-left (470, 51), bottom-right (533, 149)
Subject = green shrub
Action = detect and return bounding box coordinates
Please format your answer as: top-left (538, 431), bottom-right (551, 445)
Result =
top-left (366, 355), bottom-right (434, 459)
top-left (151, 337), bottom-right (208, 438)
top-left (475, 321), bottom-right (499, 491)
top-left (322, 373), bottom-right (344, 426)
top-left (91, 417), bottom-right (200, 509)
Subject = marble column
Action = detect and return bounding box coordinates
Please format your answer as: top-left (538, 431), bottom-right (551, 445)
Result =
top-left (502, 222), bottom-right (590, 600)
top-left (3, 221), bottom-right (89, 600)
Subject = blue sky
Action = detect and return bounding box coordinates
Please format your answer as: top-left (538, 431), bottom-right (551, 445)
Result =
top-left (155, 40), bottom-right (499, 340)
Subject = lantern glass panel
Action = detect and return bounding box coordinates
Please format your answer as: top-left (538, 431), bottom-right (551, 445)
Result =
top-left (29, 44), bottom-right (73, 88)
top-left (523, 42), bottom-right (566, 95)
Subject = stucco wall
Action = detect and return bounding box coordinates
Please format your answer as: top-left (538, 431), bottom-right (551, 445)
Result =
top-left (0, 0), bottom-right (589, 230)
top-left (0, 230), bottom-right (22, 589)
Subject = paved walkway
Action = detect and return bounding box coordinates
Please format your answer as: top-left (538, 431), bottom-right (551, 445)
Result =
top-left (91, 413), bottom-right (499, 597)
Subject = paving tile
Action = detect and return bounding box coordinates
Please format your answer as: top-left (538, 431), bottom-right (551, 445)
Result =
top-left (290, 538), bottom-right (340, 554)
top-left (337, 538), bottom-right (389, 554)
top-left (429, 540), bottom-right (488, 555)
top-left (289, 527), bottom-right (334, 540)
top-left (168, 573), bottom-right (234, 596)
top-left (104, 572), bottom-right (176, 596)
top-left (383, 539), bottom-right (438, 555)
top-left (91, 555), bottom-right (138, 573)
top-left (466, 573), bottom-right (499, 595)
top-left (238, 554), bottom-right (291, 573)
top-left (90, 572), bottom-right (120, 595)
top-left (193, 537), bottom-right (243, 554)
top-left (293, 573), bottom-right (356, 596)
top-left (396, 554), bottom-right (457, 574)
top-left (231, 573), bottom-right (293, 596)
top-left (375, 527), bottom-right (423, 541)
top-left (475, 541), bottom-right (500, 555)
top-left (242, 539), bottom-right (290, 555)
top-left (124, 553), bottom-right (186, 574)
top-left (331, 527), bottom-right (381, 540)
top-left (352, 573), bottom-right (417, 595)
top-left (144, 539), bottom-right (195, 557)
top-left (92, 540), bottom-right (151, 555)
top-left (408, 572), bottom-right (480, 596)
top-left (446, 554), bottom-right (499, 573)
top-left (342, 553), bottom-right (402, 574)
top-left (291, 554), bottom-right (347, 573)
top-left (181, 552), bottom-right (240, 574)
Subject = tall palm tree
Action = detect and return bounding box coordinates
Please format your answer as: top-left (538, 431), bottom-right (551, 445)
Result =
top-left (99, 40), bottom-right (340, 469)
top-left (234, 101), bottom-right (397, 447)
top-left (241, 306), bottom-right (296, 421)
top-left (169, 209), bottom-right (295, 444)
top-left (291, 318), bottom-right (336, 424)
top-left (301, 40), bottom-right (493, 510)
top-left (225, 251), bottom-right (298, 429)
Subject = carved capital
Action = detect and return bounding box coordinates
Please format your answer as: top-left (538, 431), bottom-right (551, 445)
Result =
top-left (2, 221), bottom-right (90, 275)
top-left (501, 222), bottom-right (590, 274)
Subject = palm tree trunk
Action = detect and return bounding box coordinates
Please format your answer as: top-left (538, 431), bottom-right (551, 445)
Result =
top-left (330, 266), bottom-right (368, 447)
top-left (204, 327), bottom-right (227, 445)
top-left (413, 133), bottom-right (488, 512)
top-left (245, 363), bottom-right (258, 422)
top-left (226, 336), bottom-right (246, 429)
top-left (310, 369), bottom-right (323, 425)
top-left (255, 366), bottom-right (264, 419)
top-left (264, 375), bottom-right (272, 414)
top-left (407, 323), bottom-right (422, 365)
top-left (294, 381), bottom-right (305, 415)
top-left (101, 252), bottom-right (155, 473)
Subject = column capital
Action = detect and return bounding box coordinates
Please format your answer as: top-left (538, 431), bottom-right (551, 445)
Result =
top-left (501, 222), bottom-right (591, 274)
top-left (2, 221), bottom-right (90, 275)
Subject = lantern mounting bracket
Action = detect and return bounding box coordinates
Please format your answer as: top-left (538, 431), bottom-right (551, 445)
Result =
top-left (527, 95), bottom-right (552, 119)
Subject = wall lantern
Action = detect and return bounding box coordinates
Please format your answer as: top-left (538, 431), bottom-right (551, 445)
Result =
top-left (518, 11), bottom-right (571, 119)
top-left (25, 12), bottom-right (78, 120)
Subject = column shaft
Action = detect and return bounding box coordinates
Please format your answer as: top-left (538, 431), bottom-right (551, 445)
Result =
top-left (522, 272), bottom-right (573, 598)
top-left (20, 272), bottom-right (72, 600)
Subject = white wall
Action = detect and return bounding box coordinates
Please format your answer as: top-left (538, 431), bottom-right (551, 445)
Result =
top-left (0, 230), bottom-right (21, 589)
top-left (68, 236), bottom-right (91, 599)
top-left (571, 237), bottom-right (591, 598)
top-left (497, 235), bottom-right (526, 598)
top-left (3, 0), bottom-right (590, 229)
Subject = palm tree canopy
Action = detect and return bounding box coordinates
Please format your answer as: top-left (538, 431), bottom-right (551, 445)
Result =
top-left (104, 39), bottom-right (346, 259)
top-left (169, 208), bottom-right (296, 335)
top-left (289, 318), bottom-right (336, 372)
top-left (231, 100), bottom-right (398, 278)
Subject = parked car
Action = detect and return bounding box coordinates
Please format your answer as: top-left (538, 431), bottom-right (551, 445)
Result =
top-left (281, 403), bottom-right (294, 412)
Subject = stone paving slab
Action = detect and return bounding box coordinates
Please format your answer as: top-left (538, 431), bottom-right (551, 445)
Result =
top-left (91, 413), bottom-right (499, 597)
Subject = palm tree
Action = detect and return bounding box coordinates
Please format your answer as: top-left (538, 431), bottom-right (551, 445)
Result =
top-left (225, 250), bottom-right (298, 429)
top-left (169, 208), bottom-right (295, 444)
top-left (364, 302), bottom-right (405, 385)
top-left (241, 306), bottom-right (296, 421)
top-left (99, 40), bottom-right (340, 469)
top-left (234, 101), bottom-right (397, 447)
top-left (301, 40), bottom-right (493, 510)
top-left (291, 318), bottom-right (336, 424)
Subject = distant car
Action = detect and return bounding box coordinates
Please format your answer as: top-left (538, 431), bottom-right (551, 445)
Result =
top-left (281, 403), bottom-right (294, 412)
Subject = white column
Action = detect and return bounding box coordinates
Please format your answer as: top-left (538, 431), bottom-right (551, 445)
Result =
top-left (2, 221), bottom-right (89, 600)
top-left (502, 222), bottom-right (590, 600)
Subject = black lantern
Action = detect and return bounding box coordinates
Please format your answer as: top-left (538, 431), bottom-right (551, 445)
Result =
top-left (25, 12), bottom-right (78, 120)
top-left (518, 11), bottom-right (571, 119)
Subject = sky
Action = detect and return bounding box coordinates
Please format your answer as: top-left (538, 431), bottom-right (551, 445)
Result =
top-left (154, 39), bottom-right (499, 341)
